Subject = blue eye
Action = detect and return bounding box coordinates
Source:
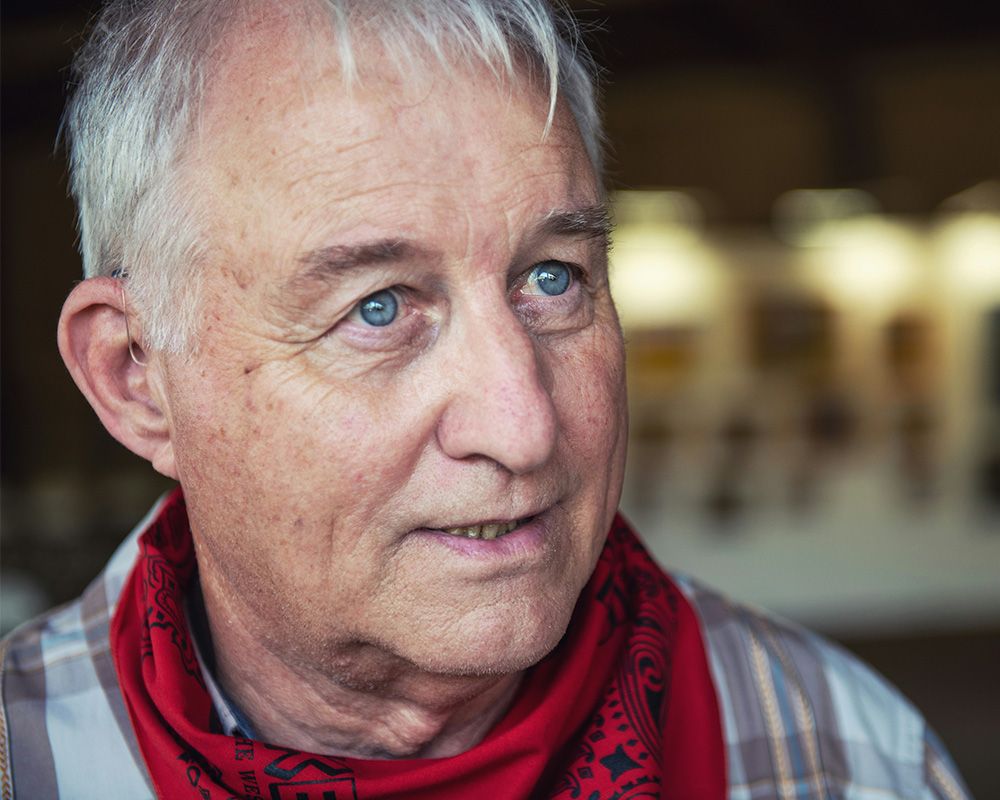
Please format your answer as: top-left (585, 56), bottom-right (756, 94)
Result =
top-left (357, 290), bottom-right (398, 326)
top-left (528, 261), bottom-right (572, 296)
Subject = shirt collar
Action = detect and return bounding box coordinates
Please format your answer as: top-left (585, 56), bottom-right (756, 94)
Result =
top-left (184, 577), bottom-right (259, 740)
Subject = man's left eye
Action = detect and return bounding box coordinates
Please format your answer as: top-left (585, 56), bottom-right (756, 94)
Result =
top-left (353, 289), bottom-right (399, 326)
top-left (525, 261), bottom-right (573, 297)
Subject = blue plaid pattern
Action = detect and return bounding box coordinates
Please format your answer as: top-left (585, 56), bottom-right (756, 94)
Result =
top-left (674, 575), bottom-right (971, 800)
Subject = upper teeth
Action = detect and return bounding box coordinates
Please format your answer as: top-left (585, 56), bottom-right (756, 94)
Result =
top-left (441, 520), bottom-right (520, 540)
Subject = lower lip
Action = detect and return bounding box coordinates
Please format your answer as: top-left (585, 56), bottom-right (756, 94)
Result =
top-left (410, 515), bottom-right (549, 561)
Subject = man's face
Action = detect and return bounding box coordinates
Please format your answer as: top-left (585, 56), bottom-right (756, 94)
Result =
top-left (153, 30), bottom-right (627, 678)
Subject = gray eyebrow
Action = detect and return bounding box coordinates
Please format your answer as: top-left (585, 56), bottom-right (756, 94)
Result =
top-left (540, 204), bottom-right (613, 240)
top-left (285, 239), bottom-right (422, 295)
top-left (300, 238), bottom-right (415, 274)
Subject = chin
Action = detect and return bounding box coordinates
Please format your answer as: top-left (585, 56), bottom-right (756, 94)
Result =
top-left (405, 596), bottom-right (575, 678)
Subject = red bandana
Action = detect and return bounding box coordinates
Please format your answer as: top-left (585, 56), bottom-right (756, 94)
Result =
top-left (111, 490), bottom-right (725, 799)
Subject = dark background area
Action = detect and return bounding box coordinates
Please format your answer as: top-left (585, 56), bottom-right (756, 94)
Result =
top-left (3, 1), bottom-right (999, 795)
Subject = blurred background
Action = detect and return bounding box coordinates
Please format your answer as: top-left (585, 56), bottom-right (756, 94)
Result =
top-left (2, 0), bottom-right (998, 794)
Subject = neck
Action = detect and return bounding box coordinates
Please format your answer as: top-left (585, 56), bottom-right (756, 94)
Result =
top-left (197, 573), bottom-right (524, 759)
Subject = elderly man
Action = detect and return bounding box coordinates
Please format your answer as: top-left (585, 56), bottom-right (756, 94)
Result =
top-left (0, 1), bottom-right (971, 798)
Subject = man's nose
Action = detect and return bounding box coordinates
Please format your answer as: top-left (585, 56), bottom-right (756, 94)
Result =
top-left (435, 314), bottom-right (558, 475)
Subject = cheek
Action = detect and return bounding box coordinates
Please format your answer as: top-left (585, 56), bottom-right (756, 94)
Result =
top-left (552, 324), bottom-right (627, 449)
top-left (174, 360), bottom-right (436, 523)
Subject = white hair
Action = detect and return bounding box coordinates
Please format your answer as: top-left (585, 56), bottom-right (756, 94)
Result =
top-left (63, 0), bottom-right (604, 353)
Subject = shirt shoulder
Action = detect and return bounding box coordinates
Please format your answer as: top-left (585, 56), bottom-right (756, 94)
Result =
top-left (1, 504), bottom-right (163, 800)
top-left (671, 574), bottom-right (971, 800)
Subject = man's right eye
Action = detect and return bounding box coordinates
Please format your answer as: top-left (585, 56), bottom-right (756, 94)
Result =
top-left (353, 289), bottom-right (399, 326)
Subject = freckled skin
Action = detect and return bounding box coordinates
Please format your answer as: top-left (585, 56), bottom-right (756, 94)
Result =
top-left (143, 18), bottom-right (628, 758)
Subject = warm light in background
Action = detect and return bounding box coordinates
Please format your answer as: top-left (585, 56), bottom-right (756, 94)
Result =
top-left (935, 213), bottom-right (1000, 296)
top-left (609, 230), bottom-right (722, 327)
top-left (798, 216), bottom-right (925, 314)
top-left (609, 190), bottom-right (722, 327)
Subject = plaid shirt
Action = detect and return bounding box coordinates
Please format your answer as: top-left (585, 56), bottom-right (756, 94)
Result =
top-left (0, 497), bottom-right (972, 799)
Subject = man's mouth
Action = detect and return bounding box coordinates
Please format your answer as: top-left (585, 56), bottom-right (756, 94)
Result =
top-left (434, 517), bottom-right (533, 540)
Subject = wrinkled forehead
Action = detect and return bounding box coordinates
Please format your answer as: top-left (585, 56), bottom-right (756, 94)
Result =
top-left (199, 3), bottom-right (558, 146)
top-left (187, 5), bottom-right (593, 257)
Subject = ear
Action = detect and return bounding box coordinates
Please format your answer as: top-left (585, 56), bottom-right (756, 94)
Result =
top-left (58, 277), bottom-right (179, 479)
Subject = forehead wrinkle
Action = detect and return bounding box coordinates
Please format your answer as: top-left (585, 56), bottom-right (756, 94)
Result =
top-left (278, 133), bottom-right (383, 191)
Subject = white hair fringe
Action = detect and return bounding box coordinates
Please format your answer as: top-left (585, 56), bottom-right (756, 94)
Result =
top-left (63, 0), bottom-right (604, 353)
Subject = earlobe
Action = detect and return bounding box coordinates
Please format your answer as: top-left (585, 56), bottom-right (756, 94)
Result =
top-left (58, 277), bottom-right (179, 479)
